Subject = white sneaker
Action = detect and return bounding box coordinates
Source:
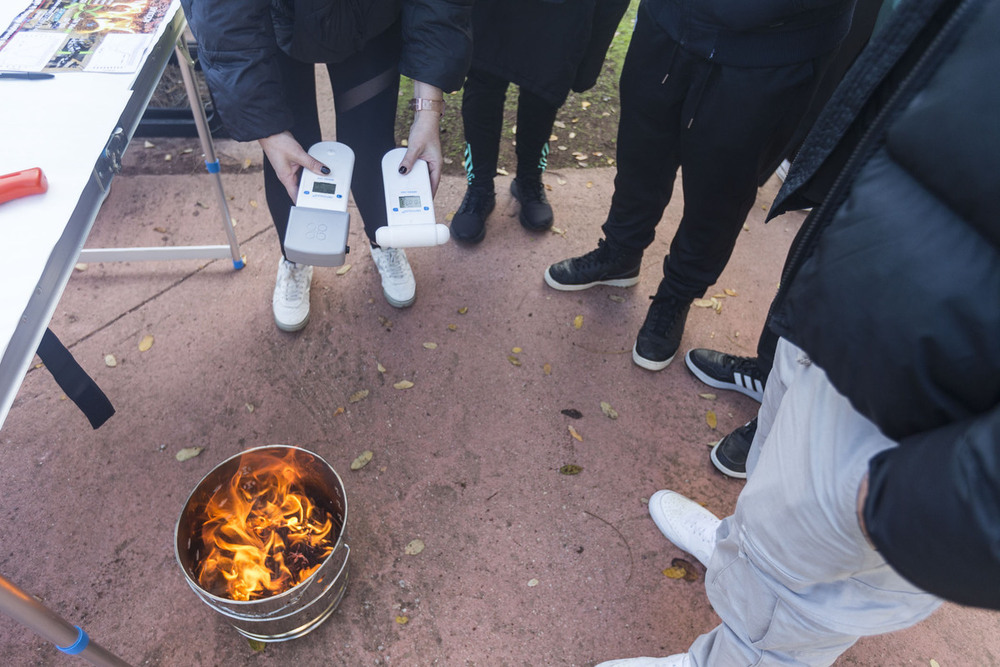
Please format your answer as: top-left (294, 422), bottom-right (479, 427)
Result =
top-left (596, 653), bottom-right (690, 667)
top-left (648, 490), bottom-right (721, 568)
top-left (272, 257), bottom-right (313, 332)
top-left (369, 245), bottom-right (415, 308)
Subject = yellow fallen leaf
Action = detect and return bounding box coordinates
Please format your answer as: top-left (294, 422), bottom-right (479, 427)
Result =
top-left (349, 389), bottom-right (369, 403)
top-left (573, 315), bottom-right (584, 329)
top-left (377, 362), bottom-right (386, 373)
top-left (333, 406), bottom-right (345, 416)
top-left (557, 177), bottom-right (567, 185)
top-left (930, 660), bottom-right (940, 667)
top-left (543, 363), bottom-right (552, 375)
top-left (74, 263), bottom-right (87, 271)
top-left (554, 120), bottom-right (566, 129)
top-left (138, 335), bottom-right (154, 352)
top-left (143, 140), bottom-right (155, 148)
top-left (706, 411), bottom-right (718, 429)
top-left (512, 347), bottom-right (522, 354)
top-left (445, 211), bottom-right (454, 222)
top-left (699, 393), bottom-right (717, 400)
top-left (712, 293), bottom-right (727, 299)
top-left (423, 342), bottom-right (438, 349)
top-left (693, 299), bottom-right (714, 308)
top-left (527, 578), bottom-right (539, 587)
top-left (181, 148), bottom-right (193, 155)
top-left (245, 403), bottom-right (254, 413)
top-left (586, 181), bottom-right (593, 188)
top-left (447, 324), bottom-right (458, 331)
top-left (404, 539), bottom-right (425, 555)
top-left (164, 154), bottom-right (172, 161)
top-left (243, 158), bottom-right (253, 169)
top-left (458, 306), bottom-right (468, 314)
top-left (662, 566), bottom-right (687, 579)
top-left (568, 425), bottom-right (583, 441)
top-left (581, 101), bottom-right (591, 109)
top-left (336, 263), bottom-right (352, 275)
top-left (250, 199), bottom-right (258, 208)
top-left (175, 447), bottom-right (203, 462)
top-left (496, 167), bottom-right (508, 176)
top-left (396, 616), bottom-right (409, 625)
top-left (725, 288), bottom-right (738, 296)
top-left (508, 355), bottom-right (522, 367)
top-left (600, 401), bottom-right (618, 420)
top-left (559, 464), bottom-right (582, 475)
top-left (104, 354), bottom-right (117, 367)
top-left (350, 450), bottom-right (373, 470)
top-left (743, 223), bottom-right (751, 231)
top-left (394, 380), bottom-right (414, 390)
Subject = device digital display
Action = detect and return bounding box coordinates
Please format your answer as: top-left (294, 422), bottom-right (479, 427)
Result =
top-left (312, 181), bottom-right (337, 195)
top-left (399, 195), bottom-right (421, 209)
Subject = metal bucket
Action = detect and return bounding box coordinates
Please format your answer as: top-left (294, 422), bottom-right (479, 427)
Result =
top-left (174, 445), bottom-right (349, 642)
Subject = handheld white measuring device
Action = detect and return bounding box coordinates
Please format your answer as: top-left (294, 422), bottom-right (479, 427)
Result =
top-left (375, 147), bottom-right (450, 248)
top-left (284, 141), bottom-right (354, 266)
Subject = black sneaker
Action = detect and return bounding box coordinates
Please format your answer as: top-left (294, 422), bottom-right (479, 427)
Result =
top-left (510, 177), bottom-right (554, 231)
top-left (451, 186), bottom-right (496, 244)
top-left (710, 417), bottom-right (757, 479)
top-left (684, 349), bottom-right (766, 402)
top-left (632, 293), bottom-right (691, 371)
top-left (544, 239), bottom-right (641, 291)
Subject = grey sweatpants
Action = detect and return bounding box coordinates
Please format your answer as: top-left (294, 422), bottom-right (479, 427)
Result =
top-left (689, 338), bottom-right (941, 666)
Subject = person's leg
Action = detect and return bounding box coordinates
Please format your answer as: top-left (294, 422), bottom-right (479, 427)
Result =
top-left (263, 51), bottom-right (322, 331)
top-left (545, 4), bottom-right (686, 291)
top-left (326, 23), bottom-right (416, 308)
top-left (510, 86), bottom-right (559, 230)
top-left (631, 56), bottom-right (821, 370)
top-left (452, 67), bottom-right (507, 243)
top-left (687, 339), bottom-right (941, 666)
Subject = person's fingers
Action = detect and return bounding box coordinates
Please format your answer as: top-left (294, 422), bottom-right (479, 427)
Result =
top-left (397, 146), bottom-right (418, 176)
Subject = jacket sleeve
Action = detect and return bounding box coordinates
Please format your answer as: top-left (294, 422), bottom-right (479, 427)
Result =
top-left (864, 402), bottom-right (1000, 609)
top-left (571, 0), bottom-right (630, 93)
top-left (180, 0), bottom-right (294, 142)
top-left (400, 0), bottom-right (473, 93)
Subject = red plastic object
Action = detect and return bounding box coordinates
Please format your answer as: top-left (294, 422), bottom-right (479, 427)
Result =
top-left (0, 167), bottom-right (48, 205)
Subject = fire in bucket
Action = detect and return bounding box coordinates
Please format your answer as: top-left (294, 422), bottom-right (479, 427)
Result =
top-left (175, 446), bottom-right (349, 642)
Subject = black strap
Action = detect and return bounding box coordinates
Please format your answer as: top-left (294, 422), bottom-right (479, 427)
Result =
top-left (36, 328), bottom-right (115, 429)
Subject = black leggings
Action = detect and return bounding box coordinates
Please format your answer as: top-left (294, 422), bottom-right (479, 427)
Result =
top-left (460, 67), bottom-right (560, 189)
top-left (265, 23), bottom-right (401, 255)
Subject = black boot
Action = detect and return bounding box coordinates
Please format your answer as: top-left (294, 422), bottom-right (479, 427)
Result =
top-left (510, 177), bottom-right (554, 231)
top-left (544, 238), bottom-right (642, 291)
top-left (451, 186), bottom-right (496, 244)
top-left (632, 291), bottom-right (691, 371)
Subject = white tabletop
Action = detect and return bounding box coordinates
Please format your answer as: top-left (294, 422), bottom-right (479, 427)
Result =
top-left (0, 0), bottom-right (182, 427)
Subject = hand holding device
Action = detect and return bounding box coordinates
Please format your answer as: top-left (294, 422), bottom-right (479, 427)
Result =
top-left (375, 148), bottom-right (449, 248)
top-left (283, 142), bottom-right (353, 267)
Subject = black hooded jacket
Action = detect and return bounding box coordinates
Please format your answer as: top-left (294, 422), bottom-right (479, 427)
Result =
top-left (767, 0), bottom-right (1000, 608)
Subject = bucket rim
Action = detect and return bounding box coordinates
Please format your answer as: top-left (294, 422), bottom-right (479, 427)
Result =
top-left (173, 444), bottom-right (348, 607)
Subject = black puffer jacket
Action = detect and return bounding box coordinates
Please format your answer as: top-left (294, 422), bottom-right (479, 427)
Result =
top-left (468, 0), bottom-right (629, 107)
top-left (767, 0), bottom-right (1000, 608)
top-left (179, 0), bottom-right (472, 142)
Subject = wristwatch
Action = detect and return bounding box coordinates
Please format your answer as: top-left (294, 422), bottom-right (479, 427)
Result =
top-left (409, 98), bottom-right (445, 114)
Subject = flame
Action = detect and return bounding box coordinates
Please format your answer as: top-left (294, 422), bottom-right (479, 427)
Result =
top-left (195, 450), bottom-right (336, 601)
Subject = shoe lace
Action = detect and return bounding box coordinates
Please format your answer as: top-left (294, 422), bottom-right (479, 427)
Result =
top-left (458, 188), bottom-right (491, 215)
top-left (645, 293), bottom-right (685, 335)
top-left (380, 248), bottom-right (408, 281)
top-left (516, 178), bottom-right (547, 204)
top-left (281, 261), bottom-right (308, 301)
top-left (572, 238), bottom-right (615, 270)
top-left (729, 355), bottom-right (764, 382)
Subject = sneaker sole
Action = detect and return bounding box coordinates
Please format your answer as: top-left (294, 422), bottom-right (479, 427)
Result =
top-left (632, 341), bottom-right (676, 371)
top-left (709, 439), bottom-right (747, 479)
top-left (684, 350), bottom-right (765, 402)
top-left (544, 267), bottom-right (640, 291)
top-left (384, 292), bottom-right (415, 309)
top-left (275, 312), bottom-right (309, 332)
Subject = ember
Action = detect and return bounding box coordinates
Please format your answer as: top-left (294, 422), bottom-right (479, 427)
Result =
top-left (194, 449), bottom-right (337, 601)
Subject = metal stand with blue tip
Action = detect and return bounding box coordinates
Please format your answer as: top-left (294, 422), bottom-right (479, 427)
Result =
top-left (283, 142), bottom-right (354, 267)
top-left (375, 148), bottom-right (449, 248)
top-left (0, 573), bottom-right (130, 666)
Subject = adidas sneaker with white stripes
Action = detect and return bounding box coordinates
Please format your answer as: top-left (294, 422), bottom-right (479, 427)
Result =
top-left (684, 349), bottom-right (766, 402)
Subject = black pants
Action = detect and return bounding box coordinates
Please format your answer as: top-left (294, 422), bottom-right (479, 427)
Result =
top-left (460, 67), bottom-right (560, 189)
top-left (603, 4), bottom-right (827, 301)
top-left (264, 23), bottom-right (401, 254)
